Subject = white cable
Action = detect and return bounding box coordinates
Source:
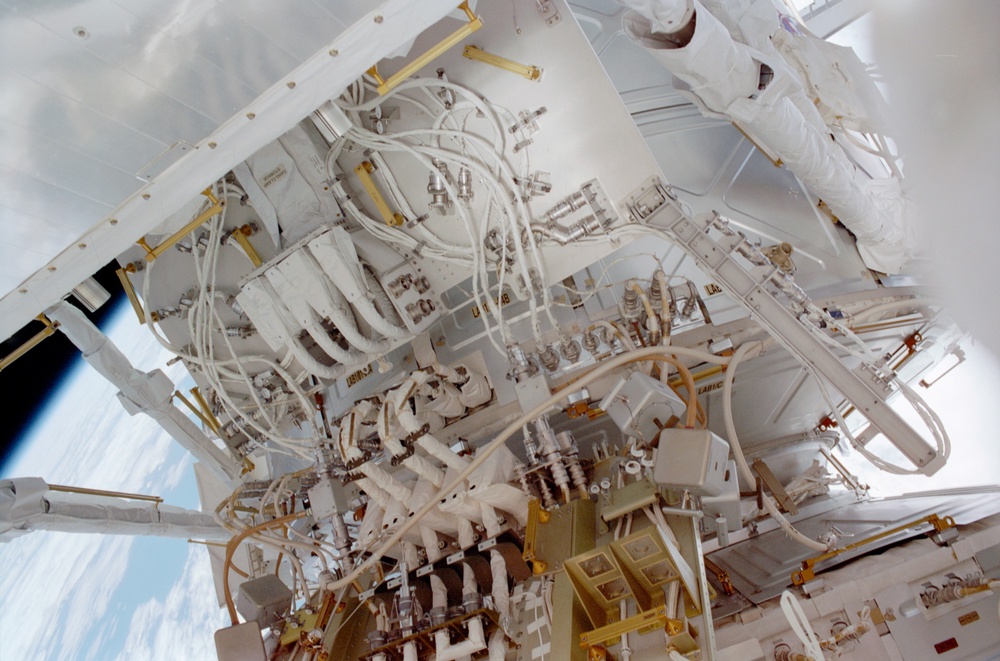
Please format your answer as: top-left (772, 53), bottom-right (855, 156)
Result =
top-left (345, 113), bottom-right (552, 342)
top-left (326, 344), bottom-right (736, 593)
top-left (344, 129), bottom-right (513, 351)
top-left (780, 591), bottom-right (825, 660)
top-left (724, 343), bottom-right (829, 552)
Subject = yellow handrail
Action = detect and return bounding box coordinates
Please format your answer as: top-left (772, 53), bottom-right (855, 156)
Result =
top-left (367, 2), bottom-right (482, 95)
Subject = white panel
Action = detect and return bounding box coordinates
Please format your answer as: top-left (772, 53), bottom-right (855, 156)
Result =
top-left (0, 16), bottom-right (218, 141)
top-left (0, 0), bottom-right (461, 340)
top-left (216, 1), bottom-right (350, 62)
top-left (724, 149), bottom-right (842, 252)
top-left (644, 119), bottom-right (744, 196)
top-left (0, 73), bottom-right (168, 170)
top-left (0, 166), bottom-right (112, 229)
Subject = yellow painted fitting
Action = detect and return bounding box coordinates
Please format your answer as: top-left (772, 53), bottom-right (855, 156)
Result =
top-left (354, 161), bottom-right (405, 226)
top-left (665, 618), bottom-right (684, 636)
top-left (230, 226), bottom-right (263, 267)
top-left (136, 237), bottom-right (154, 255)
top-left (368, 1), bottom-right (482, 95)
top-left (587, 645), bottom-right (608, 661)
top-left (463, 45), bottom-right (541, 80)
top-left (48, 483), bottom-right (162, 504)
top-left (115, 268), bottom-right (146, 324)
top-left (143, 188), bottom-right (223, 262)
top-left (0, 315), bottom-right (58, 373)
top-left (190, 387), bottom-right (223, 433)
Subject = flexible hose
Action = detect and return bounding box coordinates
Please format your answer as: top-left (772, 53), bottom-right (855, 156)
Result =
top-left (325, 345), bottom-right (744, 593)
top-left (724, 343), bottom-right (828, 552)
top-left (224, 511), bottom-right (307, 624)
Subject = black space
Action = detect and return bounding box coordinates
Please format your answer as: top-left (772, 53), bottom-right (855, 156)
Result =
top-left (0, 262), bottom-right (125, 471)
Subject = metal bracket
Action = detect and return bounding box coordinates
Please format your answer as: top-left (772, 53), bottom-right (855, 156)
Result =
top-left (752, 458), bottom-right (798, 515)
top-left (536, 0), bottom-right (562, 27)
top-left (580, 605), bottom-right (668, 649)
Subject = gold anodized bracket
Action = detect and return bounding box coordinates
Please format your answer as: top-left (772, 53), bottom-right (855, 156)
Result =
top-left (138, 188), bottom-right (224, 262)
top-left (190, 386), bottom-right (224, 434)
top-left (367, 1), bottom-right (482, 95)
top-left (115, 267), bottom-right (146, 324)
top-left (580, 605), bottom-right (668, 649)
top-left (522, 497), bottom-right (551, 574)
top-left (462, 45), bottom-right (542, 80)
top-left (174, 389), bottom-right (221, 435)
top-left (48, 483), bottom-right (163, 504)
top-left (230, 225), bottom-right (263, 268)
top-left (354, 161), bottom-right (406, 227)
top-left (0, 314), bottom-right (59, 373)
top-left (791, 513), bottom-right (958, 585)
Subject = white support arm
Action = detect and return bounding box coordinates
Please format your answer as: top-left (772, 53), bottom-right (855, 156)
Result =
top-left (0, 477), bottom-right (228, 542)
top-left (45, 301), bottom-right (240, 483)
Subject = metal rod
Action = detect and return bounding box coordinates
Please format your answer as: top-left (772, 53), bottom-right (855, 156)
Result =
top-left (47, 483), bottom-right (163, 504)
top-left (143, 189), bottom-right (223, 261)
top-left (174, 390), bottom-right (219, 434)
top-left (0, 315), bottom-right (58, 373)
top-left (354, 161), bottom-right (405, 226)
top-left (367, 1), bottom-right (482, 95)
top-left (190, 386), bottom-right (223, 434)
top-left (115, 268), bottom-right (146, 324)
top-left (188, 539), bottom-right (228, 547)
top-left (462, 45), bottom-right (541, 80)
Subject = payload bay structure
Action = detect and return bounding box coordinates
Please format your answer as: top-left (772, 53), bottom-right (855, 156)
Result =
top-left (2, 1), bottom-right (999, 660)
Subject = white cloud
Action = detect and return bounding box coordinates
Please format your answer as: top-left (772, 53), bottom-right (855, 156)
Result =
top-left (0, 302), bottom-right (223, 661)
top-left (163, 453), bottom-right (194, 492)
top-left (0, 532), bottom-right (133, 660)
top-left (115, 545), bottom-right (229, 661)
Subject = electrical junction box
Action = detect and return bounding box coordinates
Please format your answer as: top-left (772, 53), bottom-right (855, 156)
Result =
top-left (236, 574), bottom-right (293, 629)
top-left (653, 429), bottom-right (730, 497)
top-left (215, 621), bottom-right (266, 661)
top-left (307, 476), bottom-right (350, 521)
top-left (599, 371), bottom-right (686, 445)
